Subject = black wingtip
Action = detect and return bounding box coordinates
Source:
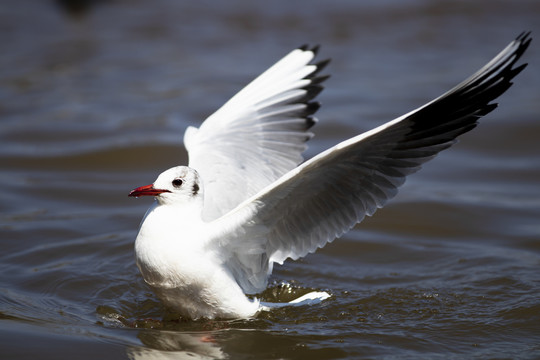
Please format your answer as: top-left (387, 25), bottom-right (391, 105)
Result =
top-left (517, 31), bottom-right (532, 48)
top-left (295, 44), bottom-right (332, 77)
top-left (306, 115), bottom-right (318, 128)
top-left (311, 58), bottom-right (332, 77)
top-left (297, 44), bottom-right (323, 57)
top-left (305, 101), bottom-right (321, 115)
top-left (517, 31), bottom-right (532, 43)
top-left (304, 84), bottom-right (324, 99)
top-left (512, 32), bottom-right (532, 67)
top-left (310, 74), bottom-right (331, 85)
top-left (310, 45), bottom-right (320, 56)
top-left (508, 63), bottom-right (528, 79)
top-left (477, 102), bottom-right (499, 117)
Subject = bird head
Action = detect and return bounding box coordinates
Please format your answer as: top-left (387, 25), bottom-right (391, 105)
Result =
top-left (129, 166), bottom-right (203, 206)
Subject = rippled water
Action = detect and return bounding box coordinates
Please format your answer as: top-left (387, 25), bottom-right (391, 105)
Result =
top-left (1, 1), bottom-right (540, 359)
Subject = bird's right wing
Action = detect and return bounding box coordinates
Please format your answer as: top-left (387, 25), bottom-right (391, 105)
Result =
top-left (209, 32), bottom-right (531, 295)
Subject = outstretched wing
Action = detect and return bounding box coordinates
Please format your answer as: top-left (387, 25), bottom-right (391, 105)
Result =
top-left (185, 46), bottom-right (330, 221)
top-left (211, 32), bottom-right (531, 294)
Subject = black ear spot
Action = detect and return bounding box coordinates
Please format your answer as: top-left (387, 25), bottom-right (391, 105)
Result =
top-left (192, 183), bottom-right (200, 196)
top-left (172, 179), bottom-right (183, 188)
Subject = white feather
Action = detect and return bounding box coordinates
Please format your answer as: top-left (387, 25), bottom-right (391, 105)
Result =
top-left (131, 33), bottom-right (530, 319)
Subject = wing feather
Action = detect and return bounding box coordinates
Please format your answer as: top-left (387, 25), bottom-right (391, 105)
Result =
top-left (185, 46), bottom-right (330, 221)
top-left (211, 32), bottom-right (531, 294)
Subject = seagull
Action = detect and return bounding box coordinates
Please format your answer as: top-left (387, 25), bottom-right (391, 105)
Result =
top-left (129, 32), bottom-right (531, 320)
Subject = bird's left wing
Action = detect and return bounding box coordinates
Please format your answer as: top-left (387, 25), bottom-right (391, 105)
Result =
top-left (185, 46), bottom-right (330, 221)
top-left (208, 32), bottom-right (531, 295)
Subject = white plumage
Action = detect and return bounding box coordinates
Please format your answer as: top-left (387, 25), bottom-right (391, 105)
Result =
top-left (130, 33), bottom-right (530, 320)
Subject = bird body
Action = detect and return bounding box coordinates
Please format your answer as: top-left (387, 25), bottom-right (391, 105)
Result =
top-left (133, 167), bottom-right (261, 319)
top-left (130, 33), bottom-right (531, 320)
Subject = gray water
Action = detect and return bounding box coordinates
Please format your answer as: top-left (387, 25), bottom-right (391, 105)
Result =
top-left (1, 1), bottom-right (540, 359)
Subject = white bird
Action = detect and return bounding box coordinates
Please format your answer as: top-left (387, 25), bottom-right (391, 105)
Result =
top-left (129, 33), bottom-right (531, 320)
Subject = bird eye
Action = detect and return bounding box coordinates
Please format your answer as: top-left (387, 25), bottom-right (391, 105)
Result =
top-left (172, 179), bottom-right (183, 188)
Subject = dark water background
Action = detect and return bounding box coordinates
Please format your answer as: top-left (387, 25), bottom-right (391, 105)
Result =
top-left (1, 1), bottom-right (539, 359)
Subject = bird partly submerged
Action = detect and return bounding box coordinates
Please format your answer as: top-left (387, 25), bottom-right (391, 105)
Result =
top-left (129, 32), bottom-right (531, 320)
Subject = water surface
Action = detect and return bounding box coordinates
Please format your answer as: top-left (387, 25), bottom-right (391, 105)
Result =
top-left (1, 1), bottom-right (540, 359)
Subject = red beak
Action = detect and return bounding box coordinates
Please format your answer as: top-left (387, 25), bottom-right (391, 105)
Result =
top-left (129, 184), bottom-right (171, 197)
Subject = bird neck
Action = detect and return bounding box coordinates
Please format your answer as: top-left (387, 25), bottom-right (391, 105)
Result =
top-left (136, 199), bottom-right (206, 252)
top-left (157, 197), bottom-right (204, 224)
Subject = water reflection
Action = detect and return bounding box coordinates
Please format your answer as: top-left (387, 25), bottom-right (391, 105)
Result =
top-left (128, 331), bottom-right (225, 360)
